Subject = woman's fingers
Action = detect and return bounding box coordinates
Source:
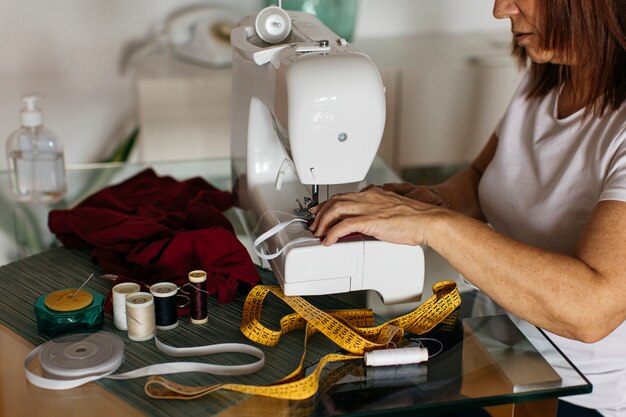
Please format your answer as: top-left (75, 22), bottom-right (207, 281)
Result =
top-left (405, 187), bottom-right (438, 203)
top-left (360, 184), bottom-right (378, 192)
top-left (309, 187), bottom-right (439, 245)
top-left (321, 207), bottom-right (426, 247)
top-left (380, 182), bottom-right (415, 195)
top-left (311, 188), bottom-right (394, 237)
top-left (309, 192), bottom-right (359, 233)
top-left (322, 216), bottom-right (366, 245)
top-left (311, 198), bottom-right (362, 237)
top-left (405, 187), bottom-right (448, 207)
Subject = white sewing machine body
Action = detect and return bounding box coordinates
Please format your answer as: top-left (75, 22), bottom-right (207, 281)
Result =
top-left (230, 9), bottom-right (424, 304)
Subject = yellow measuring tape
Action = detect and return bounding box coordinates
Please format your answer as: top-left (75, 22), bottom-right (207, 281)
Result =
top-left (145, 281), bottom-right (461, 401)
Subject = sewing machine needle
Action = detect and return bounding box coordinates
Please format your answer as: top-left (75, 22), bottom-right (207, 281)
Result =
top-left (311, 185), bottom-right (319, 207)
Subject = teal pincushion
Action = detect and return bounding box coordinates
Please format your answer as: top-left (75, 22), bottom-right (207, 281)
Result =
top-left (34, 289), bottom-right (105, 338)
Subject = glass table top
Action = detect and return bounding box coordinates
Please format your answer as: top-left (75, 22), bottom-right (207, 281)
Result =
top-left (0, 158), bottom-right (591, 416)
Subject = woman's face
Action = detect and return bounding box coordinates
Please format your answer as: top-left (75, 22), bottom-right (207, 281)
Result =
top-left (493, 0), bottom-right (565, 64)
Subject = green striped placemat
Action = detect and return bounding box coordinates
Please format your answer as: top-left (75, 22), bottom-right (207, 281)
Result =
top-left (0, 247), bottom-right (356, 417)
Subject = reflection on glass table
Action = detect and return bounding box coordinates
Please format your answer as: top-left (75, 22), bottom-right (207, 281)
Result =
top-left (0, 158), bottom-right (591, 417)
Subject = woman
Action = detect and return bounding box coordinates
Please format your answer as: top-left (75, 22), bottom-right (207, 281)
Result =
top-left (310, 0), bottom-right (626, 416)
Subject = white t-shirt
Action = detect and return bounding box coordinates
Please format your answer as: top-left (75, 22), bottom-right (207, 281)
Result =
top-left (478, 72), bottom-right (626, 416)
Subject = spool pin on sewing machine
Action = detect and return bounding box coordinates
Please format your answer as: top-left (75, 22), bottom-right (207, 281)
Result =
top-left (230, 5), bottom-right (424, 304)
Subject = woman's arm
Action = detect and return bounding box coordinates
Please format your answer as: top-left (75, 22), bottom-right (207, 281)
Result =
top-left (311, 190), bottom-right (626, 342)
top-left (309, 131), bottom-right (626, 342)
top-left (428, 200), bottom-right (626, 343)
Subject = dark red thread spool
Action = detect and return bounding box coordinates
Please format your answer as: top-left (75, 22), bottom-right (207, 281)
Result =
top-left (188, 270), bottom-right (208, 325)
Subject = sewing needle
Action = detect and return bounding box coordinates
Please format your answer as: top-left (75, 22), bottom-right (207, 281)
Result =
top-left (71, 273), bottom-right (94, 297)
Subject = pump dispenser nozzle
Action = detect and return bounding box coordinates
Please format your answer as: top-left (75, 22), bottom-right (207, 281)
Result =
top-left (20, 94), bottom-right (44, 128)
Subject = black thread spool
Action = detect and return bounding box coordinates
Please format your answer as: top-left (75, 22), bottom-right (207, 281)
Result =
top-left (149, 282), bottom-right (179, 330)
top-left (188, 270), bottom-right (208, 325)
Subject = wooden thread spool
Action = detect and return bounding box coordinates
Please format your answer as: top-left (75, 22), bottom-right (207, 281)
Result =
top-left (188, 270), bottom-right (208, 325)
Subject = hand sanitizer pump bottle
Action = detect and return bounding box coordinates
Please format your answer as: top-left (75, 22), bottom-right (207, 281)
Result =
top-left (5, 94), bottom-right (67, 202)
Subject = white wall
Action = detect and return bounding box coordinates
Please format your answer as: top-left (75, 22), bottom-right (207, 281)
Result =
top-left (355, 0), bottom-right (508, 38)
top-left (0, 0), bottom-right (509, 170)
top-left (0, 0), bottom-right (257, 171)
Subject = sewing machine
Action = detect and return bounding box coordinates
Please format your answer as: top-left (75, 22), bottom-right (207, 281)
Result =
top-left (230, 6), bottom-right (424, 304)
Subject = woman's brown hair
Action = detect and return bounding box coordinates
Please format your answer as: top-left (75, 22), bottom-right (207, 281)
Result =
top-left (513, 0), bottom-right (626, 116)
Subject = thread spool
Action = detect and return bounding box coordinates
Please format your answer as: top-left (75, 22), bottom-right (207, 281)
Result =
top-left (364, 347), bottom-right (429, 367)
top-left (255, 6), bottom-right (292, 44)
top-left (150, 282), bottom-right (179, 330)
top-left (112, 282), bottom-right (141, 331)
top-left (125, 292), bottom-right (156, 342)
top-left (188, 270), bottom-right (208, 324)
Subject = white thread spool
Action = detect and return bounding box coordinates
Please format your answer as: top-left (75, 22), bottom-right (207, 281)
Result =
top-left (255, 6), bottom-right (292, 43)
top-left (364, 347), bottom-right (429, 367)
top-left (112, 282), bottom-right (140, 330)
top-left (125, 292), bottom-right (156, 342)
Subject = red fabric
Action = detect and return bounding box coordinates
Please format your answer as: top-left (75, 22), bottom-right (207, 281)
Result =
top-left (48, 169), bottom-right (259, 304)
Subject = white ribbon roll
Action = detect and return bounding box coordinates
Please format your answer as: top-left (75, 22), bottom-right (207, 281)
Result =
top-left (24, 331), bottom-right (265, 390)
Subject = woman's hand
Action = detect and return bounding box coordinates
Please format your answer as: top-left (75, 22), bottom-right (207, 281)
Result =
top-left (308, 187), bottom-right (446, 246)
top-left (366, 182), bottom-right (450, 208)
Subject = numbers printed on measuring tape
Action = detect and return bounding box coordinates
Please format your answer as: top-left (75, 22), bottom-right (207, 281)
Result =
top-left (145, 281), bottom-right (461, 401)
